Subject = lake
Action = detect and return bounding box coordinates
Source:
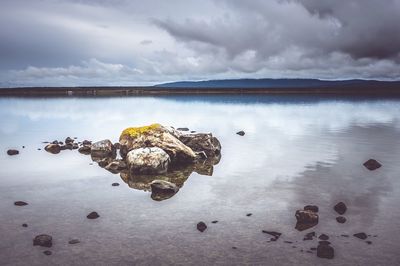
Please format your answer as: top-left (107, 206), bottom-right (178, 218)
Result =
top-left (1, 95), bottom-right (400, 265)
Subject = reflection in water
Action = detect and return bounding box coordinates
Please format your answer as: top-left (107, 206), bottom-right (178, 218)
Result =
top-left (119, 156), bottom-right (221, 201)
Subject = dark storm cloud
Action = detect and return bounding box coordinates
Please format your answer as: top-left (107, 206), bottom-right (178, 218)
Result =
top-left (0, 0), bottom-right (399, 86)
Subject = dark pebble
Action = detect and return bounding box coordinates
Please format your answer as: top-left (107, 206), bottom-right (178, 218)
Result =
top-left (363, 159), bottom-right (382, 171)
top-left (303, 231), bottom-right (316, 241)
top-left (197, 222), bottom-right (207, 232)
top-left (7, 149), bottom-right (19, 156)
top-left (336, 216), bottom-right (347, 223)
top-left (43, 250), bottom-right (52, 256)
top-left (310, 247), bottom-right (317, 251)
top-left (262, 230), bottom-right (281, 241)
top-left (236, 131), bottom-right (245, 136)
top-left (284, 241), bottom-right (293, 244)
top-left (33, 234), bottom-right (52, 247)
top-left (319, 241), bottom-right (331, 245)
top-left (87, 212), bottom-right (100, 219)
top-left (232, 246), bottom-right (237, 250)
top-left (111, 183), bottom-right (120, 186)
top-left (341, 234), bottom-right (349, 237)
top-left (69, 239), bottom-right (80, 244)
top-left (177, 128), bottom-right (190, 131)
top-left (319, 234), bottom-right (329, 241)
top-left (37, 148), bottom-right (41, 150)
top-left (334, 202), bottom-right (347, 215)
top-left (246, 213), bottom-right (252, 217)
top-left (306, 251), bottom-right (313, 254)
top-left (211, 220), bottom-right (218, 224)
top-left (366, 241), bottom-right (372, 245)
top-left (354, 233), bottom-right (368, 240)
top-left (22, 146), bottom-right (25, 149)
top-left (22, 223), bottom-right (28, 227)
top-left (14, 201), bottom-right (28, 206)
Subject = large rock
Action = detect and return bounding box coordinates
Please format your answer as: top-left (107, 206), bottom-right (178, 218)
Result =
top-left (126, 147), bottom-right (170, 175)
top-left (119, 124), bottom-right (196, 164)
top-left (178, 133), bottom-right (221, 157)
top-left (33, 234), bottom-right (52, 247)
top-left (363, 159), bottom-right (382, 170)
top-left (91, 139), bottom-right (115, 159)
top-left (150, 180), bottom-right (179, 201)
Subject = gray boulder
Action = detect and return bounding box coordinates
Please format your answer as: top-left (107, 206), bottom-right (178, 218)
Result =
top-left (126, 147), bottom-right (170, 175)
top-left (91, 139), bottom-right (115, 159)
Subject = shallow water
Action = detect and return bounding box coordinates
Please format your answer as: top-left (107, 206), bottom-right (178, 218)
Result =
top-left (1, 95), bottom-right (400, 266)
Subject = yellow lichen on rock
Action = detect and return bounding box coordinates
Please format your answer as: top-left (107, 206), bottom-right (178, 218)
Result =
top-left (120, 123), bottom-right (162, 140)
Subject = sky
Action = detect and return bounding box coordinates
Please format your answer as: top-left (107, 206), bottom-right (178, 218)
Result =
top-left (1, 0), bottom-right (400, 87)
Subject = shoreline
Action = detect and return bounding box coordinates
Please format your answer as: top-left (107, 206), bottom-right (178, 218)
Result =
top-left (1, 86), bottom-right (400, 97)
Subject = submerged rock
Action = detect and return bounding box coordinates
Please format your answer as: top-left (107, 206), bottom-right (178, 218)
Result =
top-left (105, 160), bottom-right (127, 174)
top-left (111, 183), bottom-right (120, 186)
top-left (91, 139), bottom-right (115, 159)
top-left (87, 212), bottom-right (100, 219)
top-left (33, 234), bottom-right (52, 247)
top-left (197, 221), bottom-right (207, 232)
top-left (68, 239), bottom-right (80, 245)
top-left (120, 124), bottom-right (196, 164)
top-left (22, 223), bottom-right (28, 227)
top-left (43, 250), bottom-right (52, 256)
top-left (319, 234), bottom-right (329, 240)
top-left (262, 231), bottom-right (282, 241)
top-left (295, 210), bottom-right (318, 231)
top-left (336, 216), bottom-right (347, 223)
top-left (150, 180), bottom-right (179, 201)
top-left (303, 232), bottom-right (316, 241)
top-left (236, 131), bottom-right (245, 136)
top-left (363, 159), bottom-right (382, 170)
top-left (317, 243), bottom-right (334, 259)
top-left (45, 144), bottom-right (61, 154)
top-left (354, 232), bottom-right (368, 240)
top-left (7, 149), bottom-right (19, 156)
top-left (127, 147), bottom-right (170, 175)
top-left (14, 201), bottom-right (28, 206)
top-left (177, 127), bottom-right (189, 131)
top-left (334, 202), bottom-right (347, 215)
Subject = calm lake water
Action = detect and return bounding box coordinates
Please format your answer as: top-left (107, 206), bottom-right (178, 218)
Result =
top-left (1, 95), bottom-right (400, 266)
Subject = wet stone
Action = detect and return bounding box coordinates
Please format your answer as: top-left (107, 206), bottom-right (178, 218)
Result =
top-left (14, 201), bottom-right (28, 206)
top-left (303, 232), bottom-right (316, 241)
top-left (363, 159), bottom-right (382, 171)
top-left (262, 231), bottom-right (282, 241)
top-left (7, 149), bottom-right (19, 156)
top-left (197, 222), bottom-right (207, 232)
top-left (354, 233), bottom-right (368, 240)
top-left (33, 234), bottom-right (52, 247)
top-left (334, 202), bottom-right (347, 215)
top-left (317, 244), bottom-right (334, 259)
top-left (211, 220), bottom-right (218, 224)
top-left (366, 241), bottom-right (372, 245)
top-left (69, 239), bottom-right (80, 245)
top-left (87, 212), bottom-right (100, 219)
top-left (246, 213), bottom-right (252, 217)
top-left (319, 234), bottom-right (329, 241)
top-left (43, 250), bottom-right (52, 256)
top-left (336, 216), bottom-right (347, 223)
top-left (22, 223), bottom-right (28, 227)
top-left (304, 205), bottom-right (319, 213)
top-left (111, 183), bottom-right (120, 186)
top-left (236, 131), bottom-right (245, 136)
top-left (284, 241), bottom-right (293, 244)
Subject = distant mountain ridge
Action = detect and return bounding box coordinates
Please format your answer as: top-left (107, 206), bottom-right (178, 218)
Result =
top-left (155, 78), bottom-right (400, 88)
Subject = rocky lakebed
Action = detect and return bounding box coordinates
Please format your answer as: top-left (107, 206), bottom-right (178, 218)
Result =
top-left (5, 123), bottom-right (383, 260)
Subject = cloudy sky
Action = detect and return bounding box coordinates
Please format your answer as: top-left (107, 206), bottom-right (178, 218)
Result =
top-left (1, 0), bottom-right (400, 87)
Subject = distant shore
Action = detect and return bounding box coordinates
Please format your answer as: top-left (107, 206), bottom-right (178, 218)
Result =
top-left (1, 85), bottom-right (400, 97)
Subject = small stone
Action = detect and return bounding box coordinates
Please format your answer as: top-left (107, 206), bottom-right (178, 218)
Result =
top-left (336, 216), bottom-right (347, 223)
top-left (353, 233), bottom-right (368, 240)
top-left (306, 251), bottom-right (313, 254)
top-left (319, 234), bottom-right (329, 241)
top-left (295, 210), bottom-right (318, 231)
top-left (246, 213), bottom-right (252, 217)
top-left (341, 234), bottom-right (349, 237)
top-left (284, 241), bottom-right (293, 244)
top-left (78, 145), bottom-right (91, 155)
top-left (177, 128), bottom-right (190, 131)
top-left (68, 239), bottom-right (80, 244)
top-left (45, 144), bottom-right (61, 154)
top-left (22, 223), bottom-right (28, 227)
top-left (317, 244), bottom-right (334, 259)
top-left (303, 232), bottom-right (316, 241)
top-left (87, 212), bottom-right (100, 219)
top-left (232, 246), bottom-right (237, 250)
top-left (65, 137), bottom-right (74, 144)
top-left (111, 183), bottom-right (120, 186)
top-left (197, 222), bottom-right (207, 232)
top-left (7, 149), bottom-right (19, 156)
top-left (82, 140), bottom-right (92, 146)
top-left (14, 201), bottom-right (28, 206)
top-left (37, 148), bottom-right (41, 150)
top-left (22, 146), bottom-right (25, 149)
top-left (366, 241), bottom-right (372, 245)
top-left (262, 231), bottom-right (282, 241)
top-left (211, 220), bottom-right (218, 224)
top-left (319, 241), bottom-right (331, 245)
top-left (236, 131), bottom-right (245, 136)
top-left (304, 205), bottom-right (319, 213)
top-left (43, 250), bottom-right (52, 256)
top-left (334, 202), bottom-right (347, 215)
top-left (33, 234), bottom-right (52, 247)
top-left (310, 247), bottom-right (317, 251)
top-left (363, 159), bottom-right (382, 170)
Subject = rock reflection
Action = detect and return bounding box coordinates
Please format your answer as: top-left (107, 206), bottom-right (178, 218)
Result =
top-left (119, 157), bottom-right (220, 201)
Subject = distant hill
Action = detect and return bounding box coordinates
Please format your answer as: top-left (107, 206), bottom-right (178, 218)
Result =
top-left (155, 78), bottom-right (399, 89)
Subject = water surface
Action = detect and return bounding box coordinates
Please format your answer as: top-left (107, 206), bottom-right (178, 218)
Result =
top-left (1, 95), bottom-right (400, 265)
